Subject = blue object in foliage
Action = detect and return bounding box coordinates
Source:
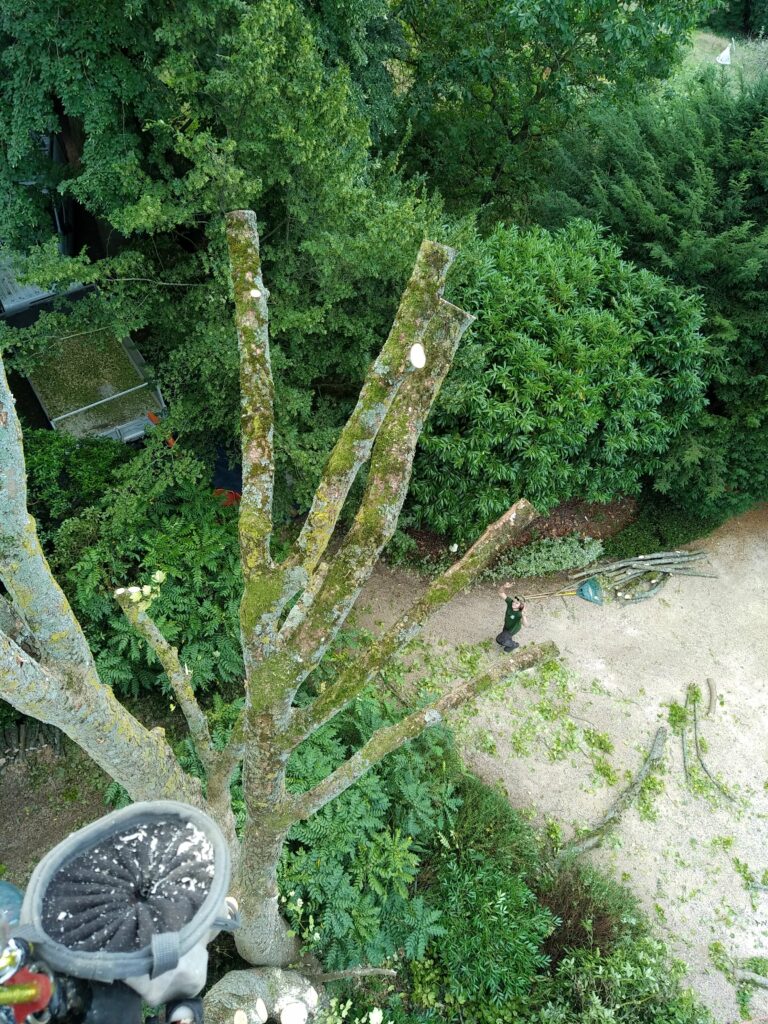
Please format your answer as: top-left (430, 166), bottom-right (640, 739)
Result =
top-left (577, 577), bottom-right (603, 605)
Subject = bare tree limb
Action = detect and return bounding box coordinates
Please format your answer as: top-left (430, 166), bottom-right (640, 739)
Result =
top-left (288, 240), bottom-right (458, 578)
top-left (1, 361), bottom-right (98, 676)
top-left (226, 209), bottom-right (275, 575)
top-left (559, 726), bottom-right (667, 860)
top-left (1, 357), bottom-right (204, 810)
top-left (115, 588), bottom-right (214, 761)
top-left (288, 641), bottom-right (556, 821)
top-left (278, 299), bottom-right (474, 693)
top-left (736, 970), bottom-right (768, 991)
top-left (0, 630), bottom-right (203, 806)
top-left (114, 588), bottom-right (241, 838)
top-left (226, 212), bottom-right (307, 674)
top-left (285, 499), bottom-right (538, 748)
top-left (242, 286), bottom-right (473, 732)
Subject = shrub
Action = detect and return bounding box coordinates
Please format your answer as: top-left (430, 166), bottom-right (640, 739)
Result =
top-left (602, 492), bottom-right (723, 560)
top-left (349, 773), bottom-right (713, 1024)
top-left (446, 773), bottom-right (542, 878)
top-left (532, 71), bottom-right (768, 521)
top-left (411, 221), bottom-right (708, 542)
top-left (536, 934), bottom-right (714, 1023)
top-left (483, 534), bottom-right (603, 581)
top-left (417, 848), bottom-right (554, 1019)
top-left (22, 429), bottom-right (130, 542)
top-left (279, 662), bottom-right (460, 969)
top-left (49, 440), bottom-right (244, 699)
top-left (539, 865), bottom-right (639, 968)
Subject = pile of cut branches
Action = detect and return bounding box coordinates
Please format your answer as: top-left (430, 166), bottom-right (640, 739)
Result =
top-left (570, 549), bottom-right (715, 603)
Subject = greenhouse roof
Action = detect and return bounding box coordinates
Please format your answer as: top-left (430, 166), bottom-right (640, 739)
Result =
top-left (28, 331), bottom-right (165, 442)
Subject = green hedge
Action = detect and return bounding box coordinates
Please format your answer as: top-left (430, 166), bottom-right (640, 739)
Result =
top-left (532, 71), bottom-right (768, 521)
top-left (410, 220), bottom-right (708, 542)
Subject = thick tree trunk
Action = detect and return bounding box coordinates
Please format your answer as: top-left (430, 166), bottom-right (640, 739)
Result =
top-left (234, 820), bottom-right (298, 966)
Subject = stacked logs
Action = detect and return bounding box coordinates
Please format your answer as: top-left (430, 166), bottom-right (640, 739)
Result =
top-left (570, 549), bottom-right (715, 603)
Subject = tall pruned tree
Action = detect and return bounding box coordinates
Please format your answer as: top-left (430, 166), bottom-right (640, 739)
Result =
top-left (0, 214), bottom-right (553, 1021)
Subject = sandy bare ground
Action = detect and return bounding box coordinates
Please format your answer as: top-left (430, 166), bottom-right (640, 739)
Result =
top-left (357, 505), bottom-right (768, 1022)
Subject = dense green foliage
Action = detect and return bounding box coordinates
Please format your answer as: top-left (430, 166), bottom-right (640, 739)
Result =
top-left (22, 429), bottom-right (130, 542)
top-left (706, 0), bottom-right (768, 33)
top-left (410, 221), bottom-right (707, 541)
top-left (0, 0), bottom-right (716, 522)
top-left (532, 71), bottom-right (768, 519)
top-left (389, 0), bottom-right (713, 210)
top-left (44, 439), bottom-right (244, 698)
top-left (0, 0), bottom-right (447, 514)
top-left (280, 676), bottom-right (457, 969)
top-left (319, 774), bottom-right (713, 1024)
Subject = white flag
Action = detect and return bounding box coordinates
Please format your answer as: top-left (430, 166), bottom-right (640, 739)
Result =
top-left (716, 44), bottom-right (731, 65)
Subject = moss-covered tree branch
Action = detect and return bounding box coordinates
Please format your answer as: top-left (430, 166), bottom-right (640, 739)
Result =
top-left (115, 590), bottom-right (213, 755)
top-left (114, 589), bottom-right (240, 841)
top-left (261, 298), bottom-right (474, 712)
top-left (288, 240), bottom-right (458, 578)
top-left (226, 211), bottom-right (305, 673)
top-left (226, 209), bottom-right (275, 574)
top-left (0, 593), bottom-right (38, 657)
top-left (285, 499), bottom-right (538, 748)
top-left (1, 355), bottom-right (202, 807)
top-left (289, 641), bottom-right (557, 820)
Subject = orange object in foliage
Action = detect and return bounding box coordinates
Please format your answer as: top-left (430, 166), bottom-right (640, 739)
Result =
top-left (146, 410), bottom-right (176, 447)
top-left (213, 488), bottom-right (242, 507)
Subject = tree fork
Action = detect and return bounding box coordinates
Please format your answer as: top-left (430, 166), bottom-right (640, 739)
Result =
top-left (268, 296), bottom-right (474, 711)
top-left (285, 498), bottom-right (539, 748)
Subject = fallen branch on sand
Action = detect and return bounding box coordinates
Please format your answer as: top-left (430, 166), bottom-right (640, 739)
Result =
top-left (558, 727), bottom-right (667, 860)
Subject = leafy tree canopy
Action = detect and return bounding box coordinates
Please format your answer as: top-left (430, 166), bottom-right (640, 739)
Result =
top-left (0, 0), bottom-right (445, 512)
top-left (387, 0), bottom-right (716, 209)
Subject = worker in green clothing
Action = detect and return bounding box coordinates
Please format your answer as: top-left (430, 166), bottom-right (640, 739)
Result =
top-left (496, 583), bottom-right (528, 653)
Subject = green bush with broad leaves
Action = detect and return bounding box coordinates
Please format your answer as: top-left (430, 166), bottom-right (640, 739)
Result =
top-left (531, 71), bottom-right (768, 522)
top-left (410, 220), bottom-right (708, 542)
top-left (348, 774), bottom-right (713, 1024)
top-left (47, 437), bottom-right (244, 699)
top-left (279, 680), bottom-right (458, 968)
top-left (22, 429), bottom-right (130, 543)
top-left (402, 777), bottom-right (552, 1022)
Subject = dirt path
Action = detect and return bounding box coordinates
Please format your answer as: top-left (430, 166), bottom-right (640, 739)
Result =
top-left (358, 504), bottom-right (768, 1022)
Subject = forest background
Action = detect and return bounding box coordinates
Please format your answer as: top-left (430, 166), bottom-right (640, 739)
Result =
top-left (1, 0), bottom-right (767, 1020)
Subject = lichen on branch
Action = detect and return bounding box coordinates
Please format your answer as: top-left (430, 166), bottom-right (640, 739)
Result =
top-left (269, 296), bottom-right (474, 711)
top-left (1, 355), bottom-right (202, 808)
top-left (285, 499), bottom-right (539, 748)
